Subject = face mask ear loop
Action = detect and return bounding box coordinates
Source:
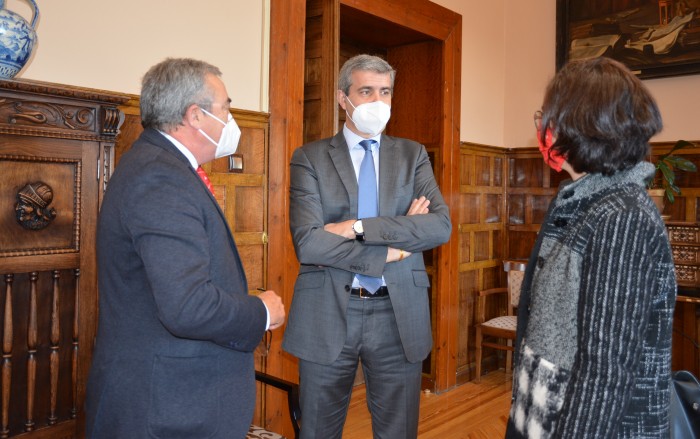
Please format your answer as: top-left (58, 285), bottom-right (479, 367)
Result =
top-left (346, 94), bottom-right (357, 107)
top-left (200, 107), bottom-right (226, 126)
top-left (343, 94), bottom-right (356, 122)
top-left (199, 128), bottom-right (218, 147)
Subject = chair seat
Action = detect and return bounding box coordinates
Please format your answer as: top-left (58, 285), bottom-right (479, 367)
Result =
top-left (475, 259), bottom-right (527, 382)
top-left (248, 424), bottom-right (286, 439)
top-left (481, 315), bottom-right (516, 331)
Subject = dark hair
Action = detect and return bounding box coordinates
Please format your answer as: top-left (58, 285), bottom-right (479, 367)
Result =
top-left (140, 58), bottom-right (221, 131)
top-left (540, 57), bottom-right (662, 175)
top-left (338, 54), bottom-right (395, 95)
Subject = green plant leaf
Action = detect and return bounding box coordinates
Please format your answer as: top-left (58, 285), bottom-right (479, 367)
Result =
top-left (665, 156), bottom-right (697, 172)
top-left (669, 139), bottom-right (697, 154)
top-left (665, 187), bottom-right (675, 204)
top-left (659, 163), bottom-right (675, 184)
top-left (652, 140), bottom-right (697, 203)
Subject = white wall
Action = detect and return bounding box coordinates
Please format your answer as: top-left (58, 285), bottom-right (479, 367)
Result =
top-left (6, 0), bottom-right (270, 112)
top-left (503, 2), bottom-right (556, 149)
top-left (430, 0), bottom-right (507, 147)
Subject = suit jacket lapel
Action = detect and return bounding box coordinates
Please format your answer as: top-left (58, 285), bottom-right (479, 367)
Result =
top-left (328, 131), bottom-right (360, 217)
top-left (378, 135), bottom-right (399, 216)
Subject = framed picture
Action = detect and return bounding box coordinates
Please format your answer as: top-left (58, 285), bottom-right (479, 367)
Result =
top-left (556, 0), bottom-right (700, 79)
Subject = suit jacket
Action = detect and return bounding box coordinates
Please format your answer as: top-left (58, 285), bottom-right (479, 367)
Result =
top-left (85, 128), bottom-right (267, 439)
top-left (282, 131), bottom-right (451, 364)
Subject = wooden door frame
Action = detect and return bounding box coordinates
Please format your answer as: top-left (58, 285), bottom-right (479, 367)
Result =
top-left (269, 0), bottom-right (461, 394)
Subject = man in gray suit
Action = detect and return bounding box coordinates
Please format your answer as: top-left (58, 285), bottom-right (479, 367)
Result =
top-left (85, 58), bottom-right (285, 439)
top-left (283, 54), bottom-right (451, 438)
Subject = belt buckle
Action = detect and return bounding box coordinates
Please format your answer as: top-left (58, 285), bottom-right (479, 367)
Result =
top-left (359, 287), bottom-right (372, 298)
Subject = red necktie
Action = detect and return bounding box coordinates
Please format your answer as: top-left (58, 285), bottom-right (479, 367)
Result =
top-left (196, 166), bottom-right (215, 196)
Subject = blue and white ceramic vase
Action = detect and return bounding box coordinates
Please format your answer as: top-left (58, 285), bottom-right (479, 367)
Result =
top-left (0, 0), bottom-right (39, 79)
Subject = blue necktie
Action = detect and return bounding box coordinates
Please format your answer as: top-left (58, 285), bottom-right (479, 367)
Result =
top-left (356, 139), bottom-right (383, 293)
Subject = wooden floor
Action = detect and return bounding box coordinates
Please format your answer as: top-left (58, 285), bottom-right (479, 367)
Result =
top-left (342, 370), bottom-right (513, 438)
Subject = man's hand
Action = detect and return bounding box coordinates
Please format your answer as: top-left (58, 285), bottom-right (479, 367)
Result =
top-left (386, 197), bottom-right (429, 262)
top-left (387, 247), bottom-right (411, 262)
top-left (324, 219), bottom-right (356, 239)
top-left (407, 196), bottom-right (430, 215)
top-left (258, 290), bottom-right (286, 330)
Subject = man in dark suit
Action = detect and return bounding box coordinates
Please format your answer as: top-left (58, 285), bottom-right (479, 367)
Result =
top-left (283, 54), bottom-right (451, 438)
top-left (85, 58), bottom-right (285, 439)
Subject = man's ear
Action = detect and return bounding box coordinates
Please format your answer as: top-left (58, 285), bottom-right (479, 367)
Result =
top-left (184, 104), bottom-right (203, 128)
top-left (337, 90), bottom-right (347, 110)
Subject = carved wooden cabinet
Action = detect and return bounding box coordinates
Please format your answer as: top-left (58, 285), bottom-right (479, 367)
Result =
top-left (666, 221), bottom-right (700, 375)
top-left (666, 222), bottom-right (700, 289)
top-left (0, 79), bottom-right (127, 438)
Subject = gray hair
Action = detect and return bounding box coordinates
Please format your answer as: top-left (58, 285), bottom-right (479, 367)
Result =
top-left (140, 58), bottom-right (222, 131)
top-left (338, 54), bottom-right (395, 95)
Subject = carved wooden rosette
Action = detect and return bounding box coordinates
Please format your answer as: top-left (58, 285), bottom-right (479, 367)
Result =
top-left (0, 79), bottom-right (128, 438)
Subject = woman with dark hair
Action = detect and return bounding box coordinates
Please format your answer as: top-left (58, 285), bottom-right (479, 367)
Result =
top-left (505, 57), bottom-right (677, 438)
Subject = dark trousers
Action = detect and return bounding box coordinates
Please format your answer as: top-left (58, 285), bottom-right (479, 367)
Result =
top-left (298, 295), bottom-right (422, 439)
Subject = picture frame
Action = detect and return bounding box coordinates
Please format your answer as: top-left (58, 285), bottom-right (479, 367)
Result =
top-left (556, 0), bottom-right (700, 79)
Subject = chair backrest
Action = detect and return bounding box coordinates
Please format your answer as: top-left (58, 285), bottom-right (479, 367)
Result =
top-left (503, 260), bottom-right (527, 309)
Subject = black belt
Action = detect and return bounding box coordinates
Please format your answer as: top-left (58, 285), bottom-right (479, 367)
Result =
top-left (350, 286), bottom-right (389, 299)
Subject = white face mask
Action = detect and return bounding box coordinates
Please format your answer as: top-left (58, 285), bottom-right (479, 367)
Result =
top-left (344, 96), bottom-right (391, 136)
top-left (199, 108), bottom-right (242, 158)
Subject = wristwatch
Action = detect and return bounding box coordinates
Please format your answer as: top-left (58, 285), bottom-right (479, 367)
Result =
top-left (352, 220), bottom-right (365, 241)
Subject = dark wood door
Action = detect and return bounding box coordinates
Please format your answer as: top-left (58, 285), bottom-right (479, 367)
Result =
top-left (269, 1), bottom-right (461, 434)
top-left (298, 0), bottom-right (461, 390)
top-left (0, 80), bottom-right (126, 439)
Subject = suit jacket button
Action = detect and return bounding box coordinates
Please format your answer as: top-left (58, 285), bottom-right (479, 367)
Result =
top-left (344, 285), bottom-right (351, 292)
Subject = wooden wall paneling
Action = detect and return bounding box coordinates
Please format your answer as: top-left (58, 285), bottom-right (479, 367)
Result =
top-left (114, 97), bottom-right (142, 172)
top-left (385, 41), bottom-right (441, 144)
top-left (304, 0), bottom-right (339, 144)
top-left (651, 142), bottom-right (700, 377)
top-left (456, 144), bottom-right (506, 384)
top-left (340, 0), bottom-right (457, 40)
top-left (457, 268), bottom-right (476, 381)
top-left (386, 40), bottom-right (443, 383)
top-left (505, 148), bottom-right (557, 261)
top-left (269, 1), bottom-right (307, 436)
top-left (672, 298), bottom-right (700, 373)
top-left (207, 111), bottom-right (270, 296)
top-left (0, 79), bottom-right (127, 438)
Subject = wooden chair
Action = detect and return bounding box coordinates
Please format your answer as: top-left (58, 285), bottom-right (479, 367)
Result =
top-left (474, 259), bottom-right (527, 382)
top-left (247, 371), bottom-right (302, 439)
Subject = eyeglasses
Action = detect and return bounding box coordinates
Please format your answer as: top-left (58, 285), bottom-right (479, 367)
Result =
top-left (533, 110), bottom-right (543, 131)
